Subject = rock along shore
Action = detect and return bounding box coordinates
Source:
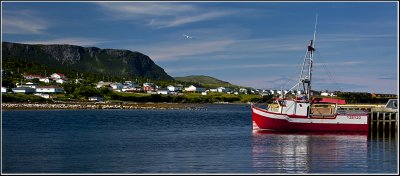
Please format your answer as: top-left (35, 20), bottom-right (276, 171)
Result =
top-left (2, 102), bottom-right (206, 110)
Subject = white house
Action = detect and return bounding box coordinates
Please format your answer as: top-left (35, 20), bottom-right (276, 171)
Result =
top-left (217, 87), bottom-right (226, 93)
top-left (17, 82), bottom-right (39, 89)
top-left (55, 78), bottom-right (67, 84)
top-left (34, 93), bottom-right (52, 99)
top-left (12, 87), bottom-right (36, 94)
top-left (50, 73), bottom-right (66, 79)
top-left (110, 83), bottom-right (124, 90)
top-left (184, 85), bottom-right (197, 92)
top-left (88, 96), bottom-right (104, 102)
top-left (157, 89), bottom-right (170, 95)
top-left (184, 85), bottom-right (206, 93)
top-left (2, 87), bottom-right (8, 93)
top-left (217, 87), bottom-right (232, 93)
top-left (321, 92), bottom-right (335, 96)
top-left (35, 86), bottom-right (64, 93)
top-left (96, 81), bottom-right (112, 88)
top-left (239, 88), bottom-right (248, 94)
top-left (39, 77), bottom-right (51, 83)
top-left (23, 74), bottom-right (43, 80)
top-left (167, 85), bottom-right (183, 92)
top-left (209, 88), bottom-right (218, 92)
top-left (167, 85), bottom-right (175, 92)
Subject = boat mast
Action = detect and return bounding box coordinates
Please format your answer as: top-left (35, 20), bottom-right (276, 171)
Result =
top-left (297, 14), bottom-right (317, 101)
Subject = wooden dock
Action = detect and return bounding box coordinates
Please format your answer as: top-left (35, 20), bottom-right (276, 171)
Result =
top-left (369, 110), bottom-right (398, 139)
top-left (340, 105), bottom-right (398, 138)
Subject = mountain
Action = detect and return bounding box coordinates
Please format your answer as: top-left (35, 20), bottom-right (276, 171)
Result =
top-left (2, 41), bottom-right (173, 80)
top-left (175, 75), bottom-right (232, 86)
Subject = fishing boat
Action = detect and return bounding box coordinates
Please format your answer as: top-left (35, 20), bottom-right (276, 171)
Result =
top-left (251, 17), bottom-right (369, 132)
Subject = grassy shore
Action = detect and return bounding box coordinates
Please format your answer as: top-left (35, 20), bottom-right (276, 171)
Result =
top-left (1, 102), bottom-right (208, 110)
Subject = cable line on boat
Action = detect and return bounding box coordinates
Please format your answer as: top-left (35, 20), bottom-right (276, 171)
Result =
top-left (314, 51), bottom-right (343, 92)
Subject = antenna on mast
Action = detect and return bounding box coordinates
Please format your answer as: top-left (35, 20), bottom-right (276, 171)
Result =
top-left (313, 14), bottom-right (318, 45)
top-left (295, 14), bottom-right (318, 102)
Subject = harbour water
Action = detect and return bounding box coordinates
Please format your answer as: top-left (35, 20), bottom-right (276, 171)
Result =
top-left (2, 104), bottom-right (398, 173)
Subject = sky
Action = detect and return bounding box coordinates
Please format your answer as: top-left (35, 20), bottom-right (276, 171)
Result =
top-left (2, 1), bottom-right (398, 94)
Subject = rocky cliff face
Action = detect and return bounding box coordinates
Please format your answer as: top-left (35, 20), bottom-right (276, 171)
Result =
top-left (2, 42), bottom-right (173, 80)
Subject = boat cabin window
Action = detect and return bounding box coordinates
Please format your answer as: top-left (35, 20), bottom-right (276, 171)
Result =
top-left (310, 103), bottom-right (336, 116)
top-left (267, 100), bottom-right (281, 112)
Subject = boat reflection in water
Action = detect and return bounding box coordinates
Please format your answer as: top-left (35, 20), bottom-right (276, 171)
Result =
top-left (252, 130), bottom-right (369, 173)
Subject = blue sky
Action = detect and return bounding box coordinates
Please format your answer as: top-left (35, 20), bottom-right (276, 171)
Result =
top-left (2, 1), bottom-right (398, 94)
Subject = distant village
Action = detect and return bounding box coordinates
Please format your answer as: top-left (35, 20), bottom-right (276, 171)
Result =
top-left (1, 71), bottom-right (397, 102)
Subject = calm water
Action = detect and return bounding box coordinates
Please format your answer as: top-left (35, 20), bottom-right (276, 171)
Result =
top-left (2, 104), bottom-right (398, 173)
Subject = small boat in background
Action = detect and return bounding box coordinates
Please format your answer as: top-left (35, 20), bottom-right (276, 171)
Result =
top-left (251, 16), bottom-right (369, 132)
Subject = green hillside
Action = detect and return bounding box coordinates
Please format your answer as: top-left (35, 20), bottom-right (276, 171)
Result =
top-left (175, 75), bottom-right (230, 85)
top-left (174, 75), bottom-right (252, 90)
top-left (2, 41), bottom-right (173, 81)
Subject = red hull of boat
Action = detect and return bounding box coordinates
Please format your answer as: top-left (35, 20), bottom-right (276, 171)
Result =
top-left (252, 107), bottom-right (368, 132)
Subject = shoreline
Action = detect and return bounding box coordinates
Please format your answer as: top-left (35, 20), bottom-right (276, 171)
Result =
top-left (1, 102), bottom-right (205, 110)
top-left (1, 102), bottom-right (250, 111)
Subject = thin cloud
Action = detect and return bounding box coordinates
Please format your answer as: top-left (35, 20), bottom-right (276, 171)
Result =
top-left (15, 37), bottom-right (105, 47)
top-left (148, 11), bottom-right (234, 28)
top-left (136, 35), bottom-right (309, 61)
top-left (96, 2), bottom-right (235, 28)
top-left (138, 39), bottom-right (236, 61)
top-left (165, 63), bottom-right (295, 73)
top-left (3, 10), bottom-right (49, 35)
top-left (318, 33), bottom-right (396, 42)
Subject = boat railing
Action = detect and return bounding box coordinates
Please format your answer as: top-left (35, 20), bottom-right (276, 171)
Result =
top-left (337, 109), bottom-right (368, 115)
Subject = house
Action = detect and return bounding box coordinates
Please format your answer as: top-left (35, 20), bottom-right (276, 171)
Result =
top-left (34, 93), bottom-right (52, 99)
top-left (209, 88), bottom-right (218, 92)
top-left (217, 87), bottom-right (232, 93)
top-left (2, 87), bottom-right (8, 93)
top-left (122, 81), bottom-right (140, 92)
top-left (12, 87), bottom-right (36, 94)
top-left (110, 83), bottom-right (124, 90)
top-left (88, 96), bottom-right (104, 102)
top-left (321, 91), bottom-right (336, 97)
top-left (167, 85), bottom-right (183, 92)
top-left (157, 89), bottom-right (170, 95)
top-left (96, 81), bottom-right (112, 88)
top-left (321, 92), bottom-right (330, 96)
top-left (217, 87), bottom-right (226, 93)
top-left (184, 85), bottom-right (197, 92)
top-left (167, 85), bottom-right (175, 92)
top-left (23, 73), bottom-right (43, 80)
top-left (50, 73), bottom-right (66, 79)
top-left (39, 77), bottom-right (51, 83)
top-left (184, 85), bottom-right (206, 93)
top-left (17, 82), bottom-right (39, 89)
top-left (35, 86), bottom-right (64, 93)
top-left (239, 88), bottom-right (248, 94)
top-left (55, 78), bottom-right (68, 84)
top-left (124, 81), bottom-right (139, 88)
top-left (143, 83), bottom-right (154, 91)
